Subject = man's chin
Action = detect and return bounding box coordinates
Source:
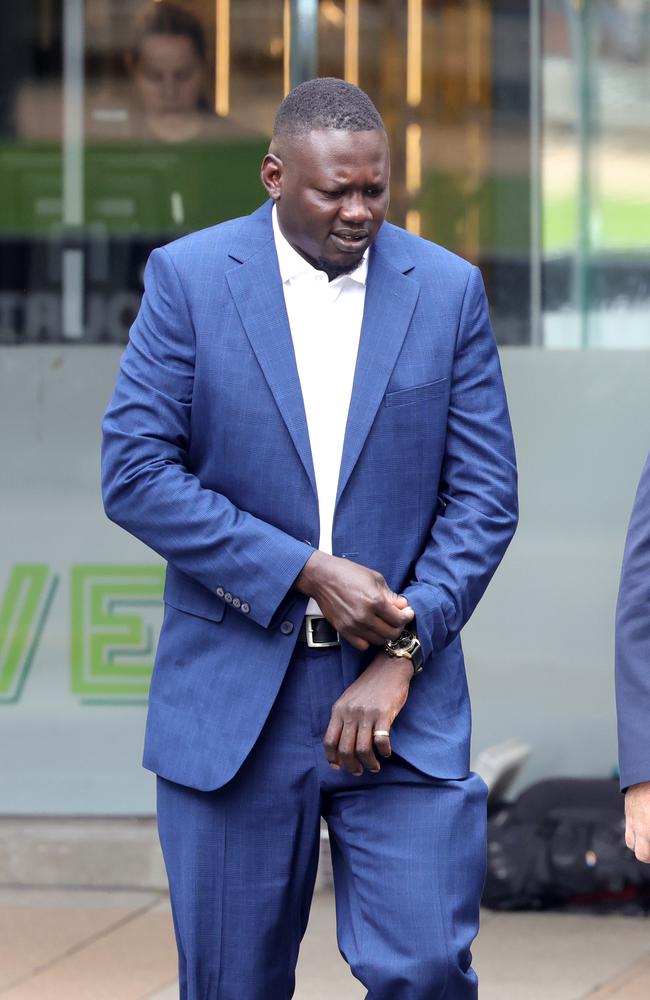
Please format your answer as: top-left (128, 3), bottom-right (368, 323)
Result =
top-left (315, 255), bottom-right (364, 282)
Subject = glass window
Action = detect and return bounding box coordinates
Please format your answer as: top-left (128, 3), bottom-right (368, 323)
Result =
top-left (0, 1), bottom-right (283, 344)
top-left (0, 0), bottom-right (648, 346)
top-left (542, 0), bottom-right (650, 347)
top-left (318, 0), bottom-right (534, 345)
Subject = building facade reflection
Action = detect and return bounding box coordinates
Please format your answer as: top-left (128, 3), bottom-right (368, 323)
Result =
top-left (0, 1), bottom-right (647, 345)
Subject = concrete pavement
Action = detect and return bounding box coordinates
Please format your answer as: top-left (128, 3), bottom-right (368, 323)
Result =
top-left (2, 886), bottom-right (650, 999)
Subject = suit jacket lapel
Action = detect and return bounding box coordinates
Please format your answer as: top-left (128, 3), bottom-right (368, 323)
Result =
top-left (225, 206), bottom-right (317, 498)
top-left (336, 232), bottom-right (419, 506)
top-left (225, 206), bottom-right (419, 512)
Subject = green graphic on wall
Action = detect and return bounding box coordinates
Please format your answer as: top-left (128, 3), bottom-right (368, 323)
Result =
top-left (70, 564), bottom-right (164, 700)
top-left (0, 563), bottom-right (57, 703)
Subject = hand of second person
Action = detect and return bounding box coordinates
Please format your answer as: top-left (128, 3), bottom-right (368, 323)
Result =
top-left (323, 651), bottom-right (414, 775)
top-left (625, 781), bottom-right (650, 863)
top-left (295, 551), bottom-right (414, 650)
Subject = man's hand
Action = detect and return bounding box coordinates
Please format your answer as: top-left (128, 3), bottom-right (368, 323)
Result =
top-left (295, 551), bottom-right (413, 650)
top-left (323, 651), bottom-right (413, 775)
top-left (625, 782), bottom-right (650, 863)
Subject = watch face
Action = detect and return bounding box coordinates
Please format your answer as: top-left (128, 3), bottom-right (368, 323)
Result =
top-left (390, 631), bottom-right (415, 653)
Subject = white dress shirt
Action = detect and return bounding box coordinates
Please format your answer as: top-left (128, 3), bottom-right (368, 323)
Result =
top-left (272, 205), bottom-right (368, 616)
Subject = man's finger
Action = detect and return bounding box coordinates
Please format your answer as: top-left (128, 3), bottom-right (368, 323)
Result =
top-left (343, 611), bottom-right (412, 647)
top-left (323, 714), bottom-right (343, 769)
top-left (377, 599), bottom-right (415, 630)
top-left (337, 720), bottom-right (363, 776)
top-left (356, 721), bottom-right (381, 773)
top-left (366, 613), bottom-right (409, 642)
top-left (634, 837), bottom-right (650, 864)
top-left (340, 620), bottom-right (398, 649)
top-left (625, 817), bottom-right (650, 863)
top-left (372, 725), bottom-right (392, 758)
top-left (354, 618), bottom-right (402, 646)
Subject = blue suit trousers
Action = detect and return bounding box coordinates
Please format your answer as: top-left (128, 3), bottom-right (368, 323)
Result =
top-left (157, 644), bottom-right (487, 999)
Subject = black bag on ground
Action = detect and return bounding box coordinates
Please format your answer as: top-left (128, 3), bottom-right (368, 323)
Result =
top-left (483, 778), bottom-right (650, 913)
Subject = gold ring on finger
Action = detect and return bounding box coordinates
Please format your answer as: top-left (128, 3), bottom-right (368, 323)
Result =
top-left (373, 730), bottom-right (390, 739)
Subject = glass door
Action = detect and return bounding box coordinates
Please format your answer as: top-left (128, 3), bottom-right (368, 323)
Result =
top-left (541, 0), bottom-right (650, 348)
top-left (317, 0), bottom-right (534, 344)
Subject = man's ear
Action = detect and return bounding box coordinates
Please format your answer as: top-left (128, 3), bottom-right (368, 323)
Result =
top-left (260, 153), bottom-right (283, 201)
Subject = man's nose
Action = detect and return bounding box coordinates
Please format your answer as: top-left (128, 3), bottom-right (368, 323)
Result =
top-left (339, 192), bottom-right (372, 224)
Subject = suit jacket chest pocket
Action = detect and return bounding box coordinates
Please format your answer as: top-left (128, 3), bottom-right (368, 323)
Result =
top-left (383, 377), bottom-right (448, 408)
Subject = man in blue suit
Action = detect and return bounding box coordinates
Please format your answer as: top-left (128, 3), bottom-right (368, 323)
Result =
top-left (102, 78), bottom-right (518, 999)
top-left (616, 452), bottom-right (650, 864)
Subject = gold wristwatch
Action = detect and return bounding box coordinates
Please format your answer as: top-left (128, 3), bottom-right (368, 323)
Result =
top-left (384, 630), bottom-right (424, 674)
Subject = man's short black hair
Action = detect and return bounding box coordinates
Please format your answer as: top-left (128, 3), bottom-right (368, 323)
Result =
top-left (273, 78), bottom-right (384, 139)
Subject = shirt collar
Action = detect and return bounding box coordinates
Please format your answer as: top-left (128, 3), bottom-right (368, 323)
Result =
top-left (272, 204), bottom-right (368, 288)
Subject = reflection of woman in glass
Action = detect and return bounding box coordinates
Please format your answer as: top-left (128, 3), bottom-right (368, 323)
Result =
top-left (88, 1), bottom-right (268, 232)
top-left (126, 2), bottom-right (231, 143)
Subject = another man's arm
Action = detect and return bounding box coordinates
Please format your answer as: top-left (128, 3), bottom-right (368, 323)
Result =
top-left (102, 247), bottom-right (407, 640)
top-left (615, 453), bottom-right (650, 862)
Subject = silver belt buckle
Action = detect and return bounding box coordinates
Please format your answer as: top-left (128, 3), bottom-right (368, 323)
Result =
top-left (305, 614), bottom-right (340, 648)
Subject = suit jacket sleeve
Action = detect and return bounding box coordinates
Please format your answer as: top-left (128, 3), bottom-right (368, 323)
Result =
top-left (401, 266), bottom-right (518, 663)
top-left (616, 452), bottom-right (650, 790)
top-left (101, 246), bottom-right (314, 629)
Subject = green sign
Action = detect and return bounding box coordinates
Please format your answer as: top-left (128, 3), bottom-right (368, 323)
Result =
top-left (70, 565), bottom-right (165, 700)
top-left (0, 563), bottom-right (57, 703)
top-left (0, 563), bottom-right (164, 704)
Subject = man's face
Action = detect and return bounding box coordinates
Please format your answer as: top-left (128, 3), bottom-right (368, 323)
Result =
top-left (262, 128), bottom-right (390, 278)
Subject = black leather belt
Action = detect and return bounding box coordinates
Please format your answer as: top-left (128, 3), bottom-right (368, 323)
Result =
top-left (298, 615), bottom-right (340, 648)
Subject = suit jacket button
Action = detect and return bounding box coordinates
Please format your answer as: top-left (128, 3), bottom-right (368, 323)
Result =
top-left (216, 586), bottom-right (225, 598)
top-left (241, 602), bottom-right (250, 614)
top-left (232, 597), bottom-right (241, 609)
top-left (224, 592), bottom-right (233, 603)
top-left (280, 620), bottom-right (294, 635)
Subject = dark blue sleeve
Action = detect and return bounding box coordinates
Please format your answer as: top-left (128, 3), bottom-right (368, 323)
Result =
top-left (101, 247), bottom-right (314, 629)
top-left (402, 265), bottom-right (518, 661)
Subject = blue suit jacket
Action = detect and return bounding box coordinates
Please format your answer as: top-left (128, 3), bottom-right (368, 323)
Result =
top-left (102, 200), bottom-right (518, 791)
top-left (616, 452), bottom-right (650, 790)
